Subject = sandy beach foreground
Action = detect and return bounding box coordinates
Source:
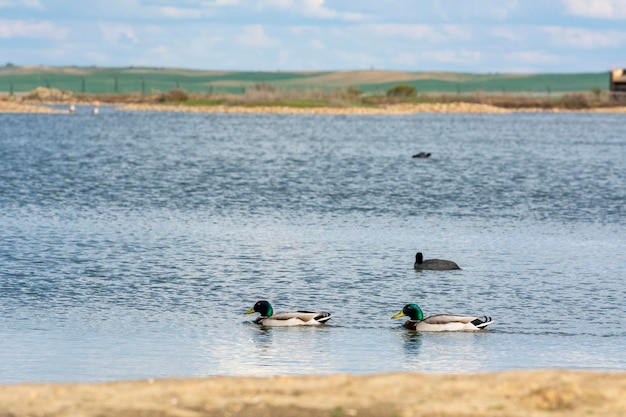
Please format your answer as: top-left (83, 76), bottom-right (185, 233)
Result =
top-left (1, 371), bottom-right (624, 417)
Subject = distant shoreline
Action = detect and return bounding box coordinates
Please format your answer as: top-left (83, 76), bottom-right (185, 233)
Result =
top-left (117, 102), bottom-right (626, 114)
top-left (1, 370), bottom-right (625, 417)
top-left (3, 100), bottom-right (626, 114)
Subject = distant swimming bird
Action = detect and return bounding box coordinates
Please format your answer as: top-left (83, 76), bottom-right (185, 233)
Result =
top-left (414, 252), bottom-right (460, 270)
top-left (92, 106), bottom-right (99, 115)
top-left (68, 104), bottom-right (76, 113)
top-left (412, 152), bottom-right (431, 158)
top-left (244, 300), bottom-right (332, 327)
top-left (392, 303), bottom-right (493, 331)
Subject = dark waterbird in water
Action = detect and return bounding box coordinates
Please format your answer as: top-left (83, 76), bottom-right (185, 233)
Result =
top-left (412, 152), bottom-right (431, 158)
top-left (392, 303), bottom-right (493, 331)
top-left (413, 252), bottom-right (460, 270)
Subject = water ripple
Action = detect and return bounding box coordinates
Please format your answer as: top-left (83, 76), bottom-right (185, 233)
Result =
top-left (0, 111), bottom-right (625, 382)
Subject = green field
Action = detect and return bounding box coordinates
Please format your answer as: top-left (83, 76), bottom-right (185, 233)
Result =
top-left (0, 66), bottom-right (610, 96)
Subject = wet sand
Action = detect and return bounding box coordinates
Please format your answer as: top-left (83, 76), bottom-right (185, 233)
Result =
top-left (1, 371), bottom-right (624, 417)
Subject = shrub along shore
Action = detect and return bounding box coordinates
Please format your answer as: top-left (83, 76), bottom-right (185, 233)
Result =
top-left (2, 86), bottom-right (626, 114)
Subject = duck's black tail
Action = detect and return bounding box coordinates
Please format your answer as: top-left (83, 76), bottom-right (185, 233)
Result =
top-left (471, 316), bottom-right (493, 329)
top-left (297, 310), bottom-right (332, 324)
top-left (314, 312), bottom-right (332, 323)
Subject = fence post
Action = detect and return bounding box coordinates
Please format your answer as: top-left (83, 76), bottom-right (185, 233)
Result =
top-left (9, 81), bottom-right (13, 96)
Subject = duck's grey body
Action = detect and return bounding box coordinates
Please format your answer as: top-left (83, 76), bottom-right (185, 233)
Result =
top-left (254, 311), bottom-right (332, 327)
top-left (402, 314), bottom-right (492, 331)
top-left (413, 252), bottom-right (460, 270)
top-left (245, 301), bottom-right (332, 327)
top-left (392, 304), bottom-right (493, 332)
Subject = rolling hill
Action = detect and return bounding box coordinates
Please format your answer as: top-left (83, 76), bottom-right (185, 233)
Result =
top-left (0, 66), bottom-right (610, 96)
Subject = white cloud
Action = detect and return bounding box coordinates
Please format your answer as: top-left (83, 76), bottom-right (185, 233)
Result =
top-left (146, 45), bottom-right (170, 56)
top-left (144, 24), bottom-right (165, 36)
top-left (288, 26), bottom-right (312, 36)
top-left (259, 0), bottom-right (365, 21)
top-left (490, 0), bottom-right (519, 20)
top-left (0, 19), bottom-right (67, 40)
top-left (369, 24), bottom-right (444, 42)
top-left (81, 0), bottom-right (237, 20)
top-left (302, 0), bottom-right (363, 20)
top-left (309, 39), bottom-right (324, 50)
top-left (134, 32), bottom-right (223, 68)
top-left (189, 33), bottom-right (222, 50)
top-left (153, 6), bottom-right (207, 19)
top-left (368, 24), bottom-right (471, 42)
top-left (235, 25), bottom-right (279, 47)
top-left (421, 50), bottom-right (482, 64)
top-left (3, 1), bottom-right (623, 72)
top-left (0, 0), bottom-right (44, 10)
top-left (563, 0), bottom-right (626, 19)
top-left (489, 26), bottom-right (524, 42)
top-left (84, 51), bottom-right (112, 64)
top-left (260, 0), bottom-right (292, 8)
top-left (148, 0), bottom-right (240, 19)
top-left (391, 53), bottom-right (419, 66)
top-left (441, 25), bottom-right (473, 41)
top-left (543, 26), bottom-right (626, 48)
top-left (98, 24), bottom-right (139, 45)
top-left (208, 0), bottom-right (240, 5)
top-left (505, 50), bottom-right (560, 64)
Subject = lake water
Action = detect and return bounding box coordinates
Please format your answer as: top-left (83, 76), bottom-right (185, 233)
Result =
top-left (1, 108), bottom-right (625, 383)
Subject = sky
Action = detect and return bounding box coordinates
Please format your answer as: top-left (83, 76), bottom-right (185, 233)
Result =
top-left (1, 0), bottom-right (626, 73)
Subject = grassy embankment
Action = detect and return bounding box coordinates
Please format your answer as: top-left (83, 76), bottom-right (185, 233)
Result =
top-left (1, 66), bottom-right (621, 111)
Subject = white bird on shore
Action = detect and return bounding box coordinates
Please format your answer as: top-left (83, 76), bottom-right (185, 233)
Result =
top-left (245, 300), bottom-right (332, 327)
top-left (392, 303), bottom-right (493, 331)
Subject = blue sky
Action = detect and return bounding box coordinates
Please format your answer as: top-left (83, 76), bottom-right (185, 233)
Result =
top-left (1, 0), bottom-right (625, 72)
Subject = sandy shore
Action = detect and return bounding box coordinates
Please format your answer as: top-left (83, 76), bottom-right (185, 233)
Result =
top-left (0, 100), bottom-right (63, 113)
top-left (4, 99), bottom-right (626, 114)
top-left (109, 102), bottom-right (626, 114)
top-left (117, 102), bottom-right (514, 114)
top-left (1, 371), bottom-right (624, 417)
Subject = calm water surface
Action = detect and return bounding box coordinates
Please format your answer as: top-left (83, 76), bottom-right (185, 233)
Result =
top-left (1, 108), bottom-right (625, 383)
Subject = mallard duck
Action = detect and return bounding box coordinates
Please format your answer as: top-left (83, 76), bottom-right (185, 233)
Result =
top-left (244, 300), bottom-right (332, 327)
top-left (414, 251), bottom-right (460, 270)
top-left (392, 303), bottom-right (493, 331)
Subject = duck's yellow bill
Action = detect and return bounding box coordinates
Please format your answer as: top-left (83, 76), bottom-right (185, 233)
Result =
top-left (244, 308), bottom-right (255, 315)
top-left (391, 311), bottom-right (406, 319)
